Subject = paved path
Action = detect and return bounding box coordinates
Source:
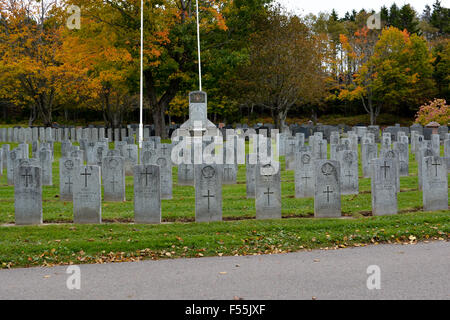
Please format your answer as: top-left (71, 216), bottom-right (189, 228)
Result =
top-left (0, 241), bottom-right (448, 300)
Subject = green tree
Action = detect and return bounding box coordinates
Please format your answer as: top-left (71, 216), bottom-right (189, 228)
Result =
top-left (430, 0), bottom-right (450, 36)
top-left (368, 27), bottom-right (435, 115)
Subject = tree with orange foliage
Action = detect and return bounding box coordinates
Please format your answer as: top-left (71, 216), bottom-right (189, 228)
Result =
top-left (63, 0), bottom-right (229, 137)
top-left (0, 0), bottom-right (64, 126)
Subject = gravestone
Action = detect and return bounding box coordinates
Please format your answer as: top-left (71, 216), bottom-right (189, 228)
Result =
top-left (337, 150), bottom-right (359, 195)
top-left (0, 149), bottom-right (2, 176)
top-left (255, 163), bottom-right (281, 219)
top-left (285, 137), bottom-right (297, 170)
top-left (195, 164), bottom-right (223, 222)
top-left (123, 144), bottom-right (138, 176)
top-left (361, 143), bottom-right (378, 178)
top-left (381, 135), bottom-right (391, 150)
top-left (85, 142), bottom-right (96, 165)
top-left (2, 144), bottom-right (10, 170)
top-left (380, 149), bottom-right (400, 192)
top-left (114, 141), bottom-right (127, 156)
top-left (154, 148), bottom-right (173, 200)
top-left (39, 149), bottom-right (53, 186)
top-left (418, 147), bottom-right (435, 190)
top-left (31, 141), bottom-right (40, 157)
top-left (445, 139), bottom-right (450, 173)
top-left (14, 166), bottom-right (42, 225)
top-left (294, 151), bottom-right (315, 198)
top-left (394, 141), bottom-right (409, 176)
top-left (314, 160), bottom-right (341, 218)
top-left (313, 138), bottom-right (327, 160)
top-left (371, 158), bottom-right (398, 216)
top-left (134, 165), bottom-right (161, 224)
top-left (7, 149), bottom-right (24, 185)
top-left (94, 142), bottom-right (108, 166)
top-left (59, 157), bottom-right (81, 201)
top-left (73, 165), bottom-right (102, 224)
top-left (246, 154), bottom-right (257, 198)
top-left (431, 134), bottom-right (440, 156)
top-left (102, 156), bottom-right (126, 202)
top-left (422, 156), bottom-right (448, 211)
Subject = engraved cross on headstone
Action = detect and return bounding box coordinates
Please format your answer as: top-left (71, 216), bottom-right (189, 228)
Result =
top-left (431, 160), bottom-right (441, 177)
top-left (81, 167), bottom-right (91, 187)
top-left (381, 161), bottom-right (390, 179)
top-left (65, 176), bottom-right (73, 192)
top-left (22, 169), bottom-right (32, 188)
top-left (323, 186), bottom-right (333, 203)
top-left (141, 167), bottom-right (153, 187)
top-left (203, 190), bottom-right (215, 212)
top-left (264, 187), bottom-right (274, 206)
top-left (302, 174), bottom-right (311, 187)
top-left (110, 176), bottom-right (118, 192)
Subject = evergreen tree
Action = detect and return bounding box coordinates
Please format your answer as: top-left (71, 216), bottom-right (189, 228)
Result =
top-left (430, 0), bottom-right (450, 35)
top-left (398, 4), bottom-right (419, 34)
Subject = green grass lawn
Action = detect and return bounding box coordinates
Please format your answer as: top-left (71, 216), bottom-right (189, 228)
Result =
top-left (0, 141), bottom-right (448, 269)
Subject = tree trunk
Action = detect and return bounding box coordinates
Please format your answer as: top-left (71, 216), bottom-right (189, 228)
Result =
top-left (145, 69), bottom-right (180, 139)
top-left (28, 105), bottom-right (37, 126)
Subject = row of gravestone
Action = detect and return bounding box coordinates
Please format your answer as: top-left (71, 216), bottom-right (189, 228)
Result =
top-left (11, 150), bottom-right (448, 226)
top-left (6, 132), bottom-right (449, 225)
top-left (4, 123), bottom-right (448, 144)
top-left (0, 127), bottom-right (162, 144)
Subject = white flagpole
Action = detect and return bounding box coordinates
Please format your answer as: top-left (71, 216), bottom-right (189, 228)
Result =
top-left (196, 0), bottom-right (202, 91)
top-left (139, 0), bottom-right (144, 148)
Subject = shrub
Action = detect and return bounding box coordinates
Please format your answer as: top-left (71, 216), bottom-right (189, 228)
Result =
top-left (415, 99), bottom-right (449, 126)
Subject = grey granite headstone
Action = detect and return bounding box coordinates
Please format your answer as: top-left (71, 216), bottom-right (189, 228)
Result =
top-left (102, 156), bottom-right (126, 202)
top-left (14, 165), bottom-right (43, 225)
top-left (123, 144), bottom-right (138, 176)
top-left (195, 164), bottom-right (223, 222)
top-left (61, 140), bottom-right (72, 158)
top-left (338, 150), bottom-right (359, 195)
top-left (313, 138), bottom-right (327, 160)
top-left (246, 154), bottom-right (257, 198)
top-left (59, 157), bottom-right (81, 201)
top-left (422, 156), bottom-right (448, 211)
top-left (431, 134), bottom-right (441, 156)
top-left (2, 144), bottom-right (10, 170)
top-left (314, 160), bottom-right (341, 218)
top-left (39, 149), bottom-right (53, 186)
top-left (361, 143), bottom-right (377, 178)
top-left (73, 165), bottom-right (102, 224)
top-left (134, 165), bottom-right (161, 224)
top-left (294, 151), bottom-right (315, 198)
top-left (255, 163), bottom-right (281, 219)
top-left (155, 151), bottom-right (173, 200)
top-left (7, 149), bottom-right (24, 185)
top-left (445, 139), bottom-right (450, 173)
top-left (418, 147), bottom-right (434, 190)
top-left (371, 158), bottom-right (397, 216)
top-left (380, 149), bottom-right (400, 192)
top-left (394, 141), bottom-right (409, 176)
top-left (93, 142), bottom-right (108, 166)
top-left (285, 137), bottom-right (297, 170)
